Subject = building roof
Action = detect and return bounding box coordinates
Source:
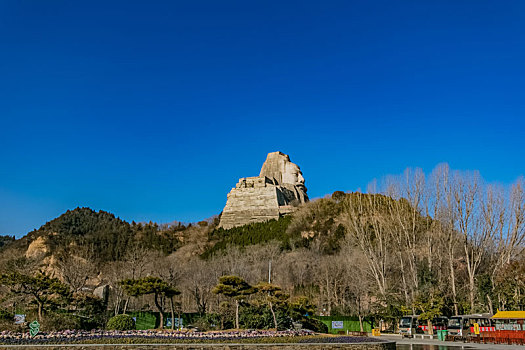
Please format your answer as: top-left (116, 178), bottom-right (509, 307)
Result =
top-left (492, 311), bottom-right (525, 319)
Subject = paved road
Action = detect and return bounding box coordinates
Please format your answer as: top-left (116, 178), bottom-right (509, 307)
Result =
top-left (382, 335), bottom-right (525, 350)
top-left (1, 338), bottom-right (523, 349)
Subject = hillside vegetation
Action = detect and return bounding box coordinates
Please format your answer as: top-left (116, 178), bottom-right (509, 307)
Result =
top-left (203, 216), bottom-right (293, 258)
top-left (12, 208), bottom-right (186, 262)
top-left (0, 236), bottom-right (14, 250)
top-left (0, 164), bottom-right (523, 333)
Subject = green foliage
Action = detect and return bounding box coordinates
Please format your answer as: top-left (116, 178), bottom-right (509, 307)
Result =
top-left (120, 276), bottom-right (180, 298)
top-left (255, 282), bottom-right (288, 302)
top-left (213, 276), bottom-right (254, 299)
top-left (217, 301), bottom-right (235, 330)
top-left (253, 282), bottom-right (291, 329)
top-left (302, 318), bottom-right (329, 333)
top-left (331, 191), bottom-right (346, 203)
top-left (106, 314), bottom-right (136, 331)
top-left (71, 293), bottom-right (107, 329)
top-left (0, 308), bottom-right (13, 321)
top-left (414, 291), bottom-right (445, 321)
top-left (0, 271), bottom-right (70, 320)
top-left (41, 312), bottom-right (81, 331)
top-left (0, 235), bottom-right (14, 250)
top-left (476, 273), bottom-right (494, 312)
top-left (371, 293), bottom-right (405, 325)
top-left (493, 260), bottom-right (525, 311)
top-left (239, 305), bottom-right (275, 329)
top-left (120, 276), bottom-right (179, 329)
top-left (288, 296), bottom-right (316, 320)
top-left (287, 296), bottom-right (327, 332)
top-left (287, 198), bottom-right (346, 254)
top-left (27, 207), bottom-right (134, 262)
top-left (23, 207), bottom-right (181, 263)
top-left (0, 271), bottom-right (70, 298)
top-left (132, 222), bottom-right (182, 255)
top-left (317, 316), bottom-right (372, 333)
top-left (213, 276), bottom-right (254, 329)
top-left (129, 311), bottom-right (157, 330)
top-left (191, 313), bottom-right (221, 331)
top-left (203, 216), bottom-right (292, 258)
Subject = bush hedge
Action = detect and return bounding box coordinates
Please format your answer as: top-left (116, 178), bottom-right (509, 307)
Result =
top-left (106, 314), bottom-right (135, 331)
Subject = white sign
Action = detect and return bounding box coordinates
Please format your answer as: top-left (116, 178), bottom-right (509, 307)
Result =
top-left (332, 321), bottom-right (344, 329)
top-left (166, 317), bottom-right (183, 328)
top-left (14, 314), bottom-right (25, 325)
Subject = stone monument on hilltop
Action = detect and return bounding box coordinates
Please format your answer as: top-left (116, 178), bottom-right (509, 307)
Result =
top-left (218, 151), bottom-right (309, 229)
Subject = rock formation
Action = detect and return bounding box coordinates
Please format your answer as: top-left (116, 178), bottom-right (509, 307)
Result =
top-left (218, 152), bottom-right (308, 229)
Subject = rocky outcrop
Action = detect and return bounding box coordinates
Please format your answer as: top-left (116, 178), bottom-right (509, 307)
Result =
top-left (25, 236), bottom-right (50, 260)
top-left (218, 152), bottom-right (308, 229)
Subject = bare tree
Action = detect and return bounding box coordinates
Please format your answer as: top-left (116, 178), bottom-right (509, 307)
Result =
top-left (180, 257), bottom-right (217, 314)
top-left (431, 164), bottom-right (460, 315)
top-left (341, 192), bottom-right (391, 298)
top-left (55, 254), bottom-right (95, 293)
top-left (490, 178), bottom-right (525, 312)
top-left (451, 170), bottom-right (499, 312)
top-left (382, 167), bottom-right (426, 308)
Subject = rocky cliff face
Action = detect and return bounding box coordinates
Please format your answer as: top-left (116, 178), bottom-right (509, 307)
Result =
top-left (218, 152), bottom-right (308, 229)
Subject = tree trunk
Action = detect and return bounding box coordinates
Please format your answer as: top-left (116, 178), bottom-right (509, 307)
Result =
top-left (269, 301), bottom-right (278, 330)
top-left (170, 297), bottom-right (175, 330)
top-left (427, 319), bottom-right (434, 335)
top-left (469, 273), bottom-right (475, 313)
top-left (114, 294), bottom-right (121, 316)
top-left (398, 253), bottom-right (410, 307)
top-left (449, 246), bottom-right (459, 315)
top-left (123, 297), bottom-right (130, 314)
top-left (357, 296), bottom-right (364, 332)
top-left (154, 293), bottom-right (164, 329)
top-left (235, 299), bottom-right (239, 329)
top-left (487, 294), bottom-right (494, 315)
top-left (37, 300), bottom-right (43, 321)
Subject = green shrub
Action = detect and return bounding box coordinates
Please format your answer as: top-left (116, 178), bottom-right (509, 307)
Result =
top-left (106, 314), bottom-right (135, 330)
top-left (203, 216), bottom-right (292, 258)
top-left (0, 309), bottom-right (13, 321)
top-left (240, 305), bottom-right (272, 329)
top-left (192, 314), bottom-right (221, 331)
top-left (302, 318), bottom-right (328, 333)
top-left (239, 305), bottom-right (292, 330)
top-left (41, 312), bottom-right (81, 331)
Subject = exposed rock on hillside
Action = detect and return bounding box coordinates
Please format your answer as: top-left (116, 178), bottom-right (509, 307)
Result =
top-left (25, 235), bottom-right (50, 260)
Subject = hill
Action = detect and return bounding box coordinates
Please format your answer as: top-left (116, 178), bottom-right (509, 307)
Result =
top-left (7, 207), bottom-right (187, 264)
top-left (1, 169), bottom-right (523, 331)
top-left (0, 236), bottom-right (14, 250)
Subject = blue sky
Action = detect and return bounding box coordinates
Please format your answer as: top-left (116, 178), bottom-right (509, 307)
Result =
top-left (1, 1), bottom-right (524, 237)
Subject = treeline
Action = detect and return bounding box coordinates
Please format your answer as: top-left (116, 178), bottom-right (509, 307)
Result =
top-left (192, 164), bottom-right (524, 326)
top-left (18, 208), bottom-right (185, 262)
top-left (0, 236), bottom-right (14, 250)
top-left (0, 163), bottom-right (523, 332)
top-left (203, 216), bottom-right (293, 258)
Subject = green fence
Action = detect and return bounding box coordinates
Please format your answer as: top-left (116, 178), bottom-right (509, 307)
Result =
top-left (129, 311), bottom-right (157, 330)
top-left (318, 316), bottom-right (373, 334)
top-left (128, 312), bottom-right (201, 330)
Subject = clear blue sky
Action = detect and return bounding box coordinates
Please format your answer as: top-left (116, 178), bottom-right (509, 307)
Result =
top-left (1, 1), bottom-right (524, 237)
